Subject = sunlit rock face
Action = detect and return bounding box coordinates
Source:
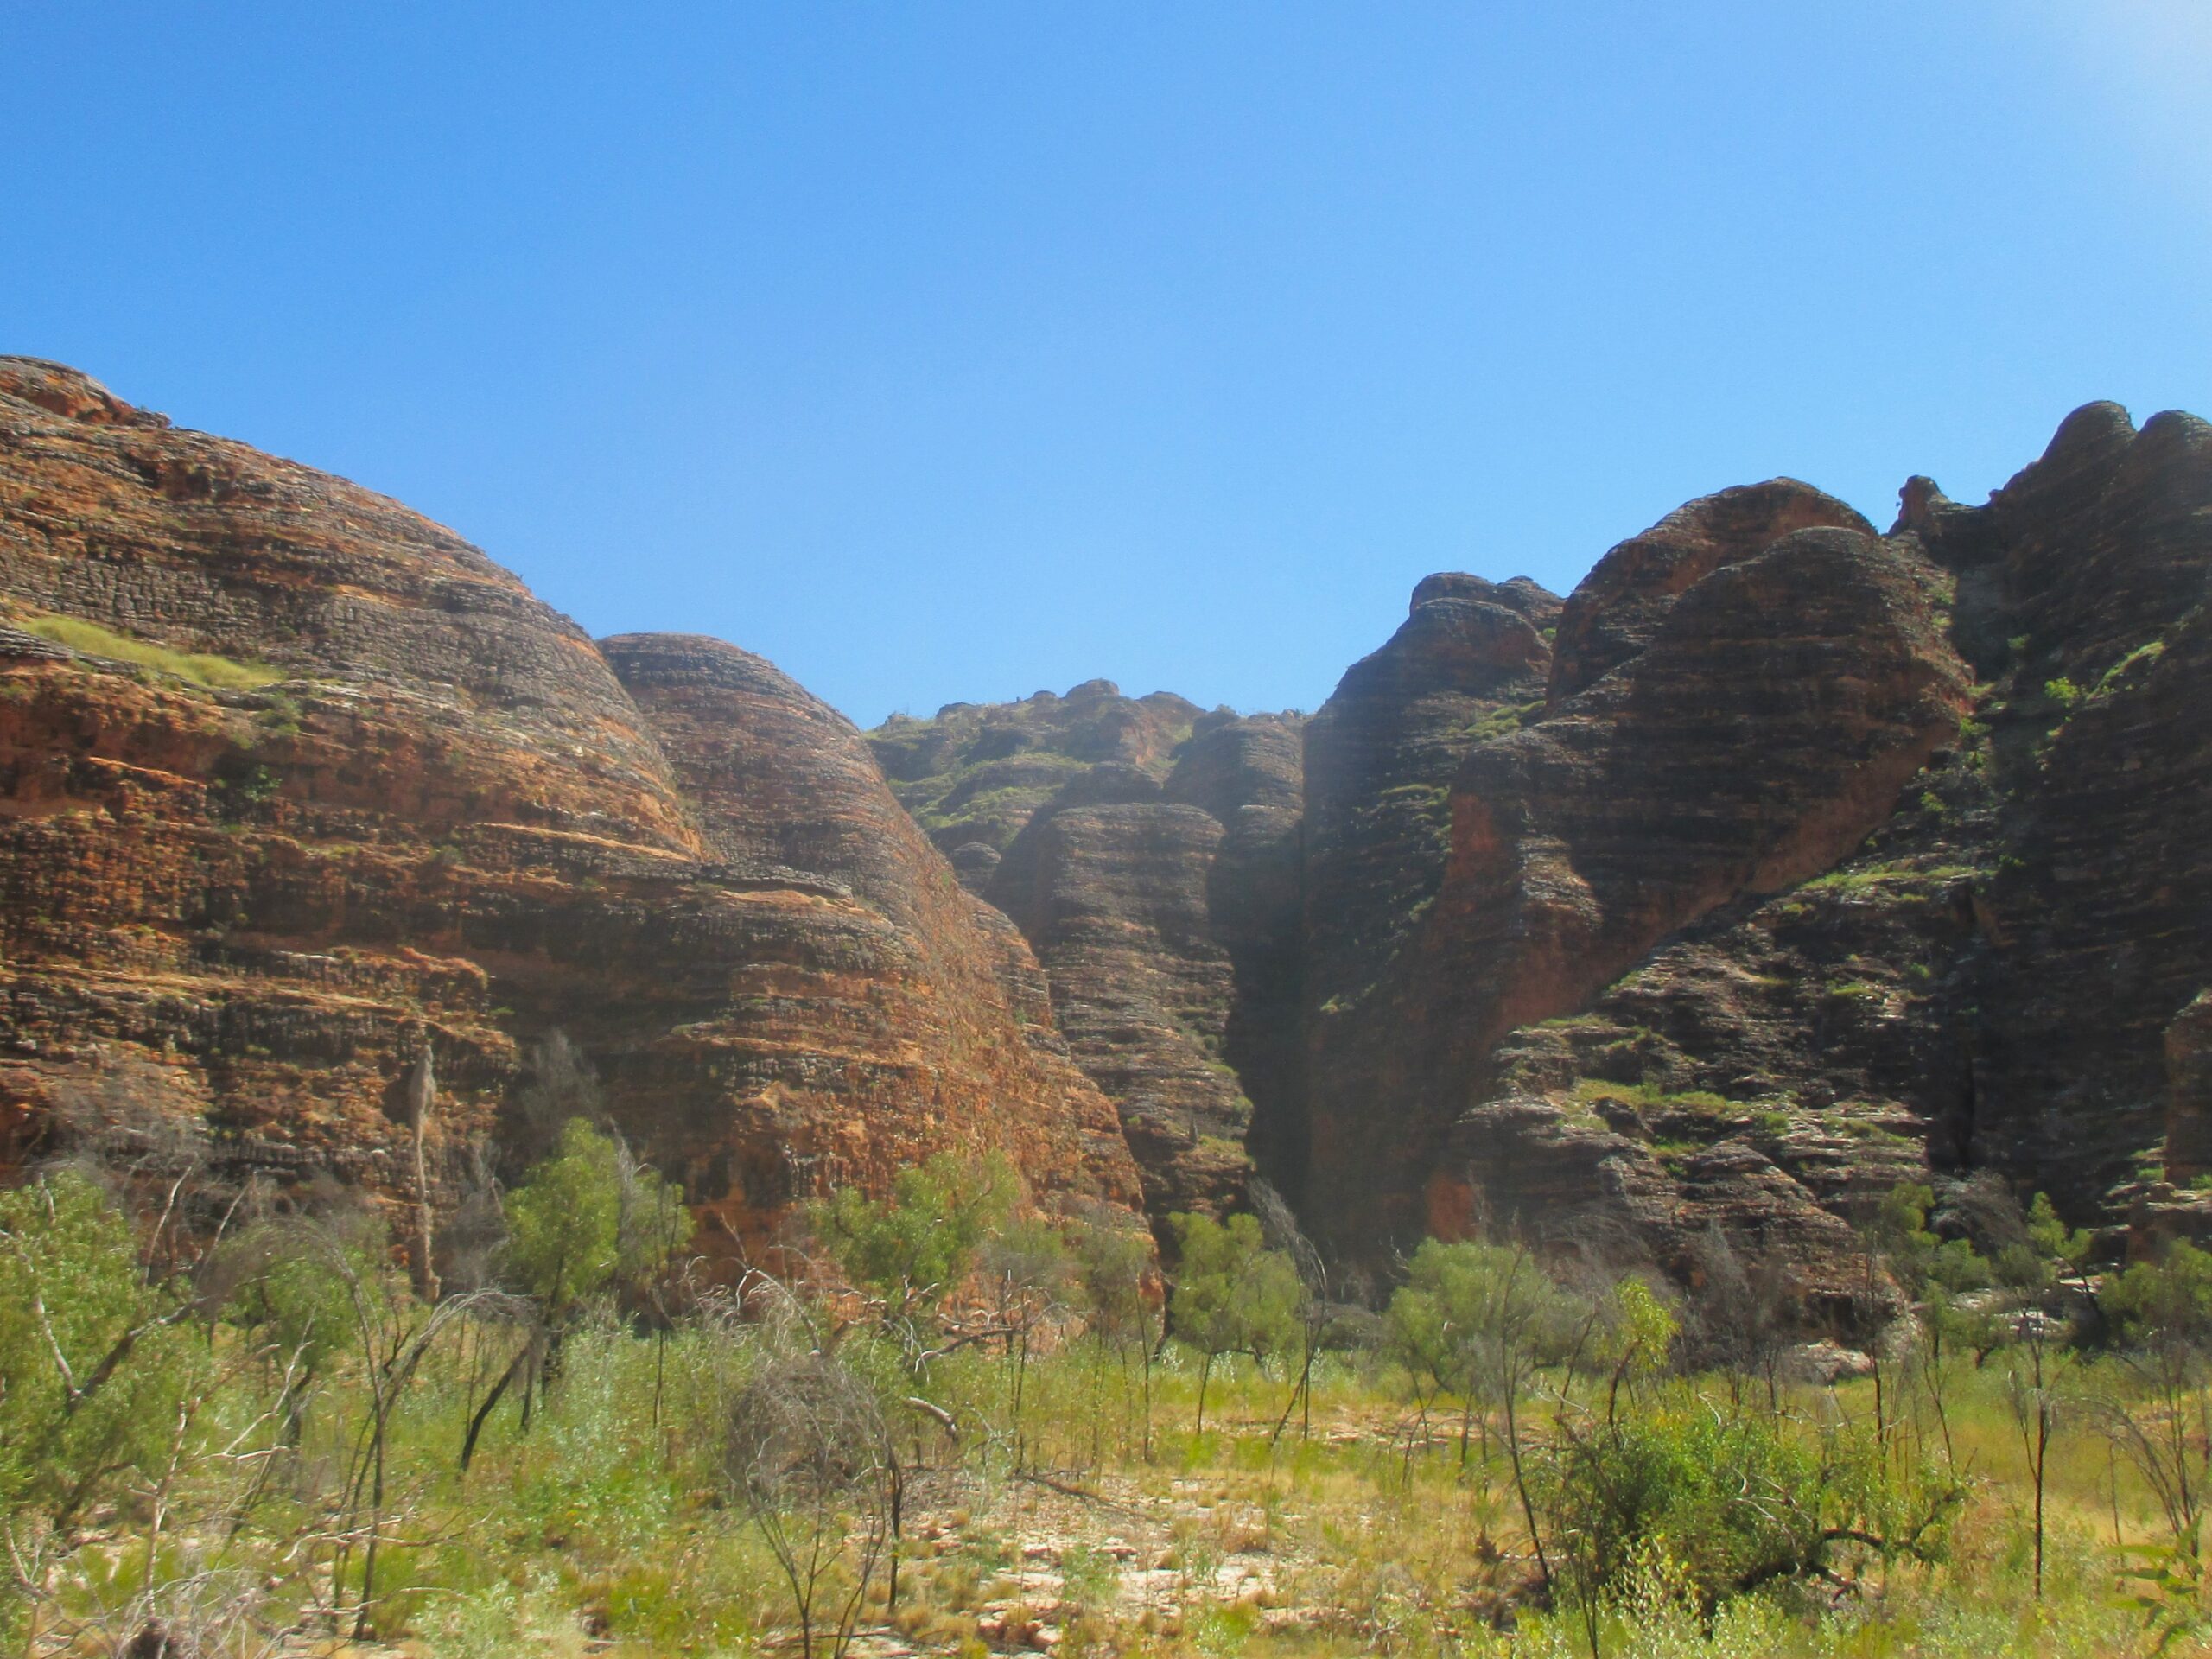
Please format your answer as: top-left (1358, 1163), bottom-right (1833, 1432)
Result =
top-left (0, 358), bottom-right (1145, 1256)
top-left (1282, 409), bottom-right (2211, 1307)
top-left (1301, 513), bottom-right (1970, 1274)
top-left (6, 352), bottom-right (2209, 1306)
top-left (871, 404), bottom-right (2211, 1318)
top-left (868, 687), bottom-right (1307, 1233)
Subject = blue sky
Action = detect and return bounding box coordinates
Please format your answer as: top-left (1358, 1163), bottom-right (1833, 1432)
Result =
top-left (6, 4), bottom-right (2208, 725)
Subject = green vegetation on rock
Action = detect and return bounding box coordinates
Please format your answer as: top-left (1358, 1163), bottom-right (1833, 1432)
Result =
top-left (14, 609), bottom-right (282, 689)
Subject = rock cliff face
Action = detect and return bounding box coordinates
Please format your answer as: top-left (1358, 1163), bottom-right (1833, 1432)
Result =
top-left (873, 409), bottom-right (2209, 1315)
top-left (9, 354), bottom-right (2207, 1306)
top-left (1291, 416), bottom-right (2212, 1303)
top-left (867, 693), bottom-right (1306, 1227)
top-left (868, 682), bottom-right (1206, 883)
top-left (0, 359), bottom-right (1144, 1256)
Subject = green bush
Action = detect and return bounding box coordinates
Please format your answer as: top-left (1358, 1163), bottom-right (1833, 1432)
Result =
top-left (1539, 1397), bottom-right (1953, 1617)
top-left (1168, 1211), bottom-right (1304, 1432)
top-left (0, 1172), bottom-right (199, 1539)
top-left (812, 1149), bottom-right (1017, 1319)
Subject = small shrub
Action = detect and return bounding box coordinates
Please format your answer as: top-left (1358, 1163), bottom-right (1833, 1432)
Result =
top-left (2096, 639), bottom-right (2166, 694)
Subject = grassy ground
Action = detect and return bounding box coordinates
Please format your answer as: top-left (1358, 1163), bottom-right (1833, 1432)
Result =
top-left (22, 1322), bottom-right (2195, 1658)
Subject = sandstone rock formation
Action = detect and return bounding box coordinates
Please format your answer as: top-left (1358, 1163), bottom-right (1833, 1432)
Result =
top-left (2164, 993), bottom-right (2212, 1188)
top-left (872, 407), bottom-right (2208, 1315)
top-left (7, 353), bottom-right (2208, 1310)
top-left (869, 681), bottom-right (1205, 874)
top-left (0, 358), bottom-right (1143, 1257)
top-left (868, 694), bottom-right (1306, 1226)
top-left (1298, 505), bottom-right (1971, 1272)
top-left (1293, 414), bottom-right (2210, 1305)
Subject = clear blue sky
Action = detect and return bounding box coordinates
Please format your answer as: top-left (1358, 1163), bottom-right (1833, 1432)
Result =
top-left (6, 4), bottom-right (2208, 725)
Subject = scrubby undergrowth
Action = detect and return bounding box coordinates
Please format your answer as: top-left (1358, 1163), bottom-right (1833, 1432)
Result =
top-left (5, 1138), bottom-right (2212, 1658)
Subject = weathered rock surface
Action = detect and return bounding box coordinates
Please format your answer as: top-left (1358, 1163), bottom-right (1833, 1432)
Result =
top-left (10, 353), bottom-right (2209, 1306)
top-left (868, 682), bottom-right (1205, 872)
top-left (869, 696), bottom-right (1306, 1227)
top-left (894, 410), bottom-right (2208, 1310)
top-left (988, 802), bottom-right (1249, 1221)
top-left (1919, 409), bottom-right (2212, 1208)
top-left (1547, 480), bottom-right (1874, 700)
top-left (1288, 573), bottom-right (1562, 1210)
top-left (1303, 518), bottom-right (1970, 1270)
top-left (2165, 993), bottom-right (2212, 1186)
top-left (0, 359), bottom-right (1143, 1255)
top-left (1336, 410), bottom-right (2209, 1306)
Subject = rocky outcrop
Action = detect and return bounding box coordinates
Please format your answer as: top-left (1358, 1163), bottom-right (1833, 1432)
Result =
top-left (1547, 481), bottom-right (1874, 700)
top-left (981, 710), bottom-right (1309, 1228)
top-left (1307, 409), bottom-right (2209, 1303)
top-left (10, 354), bottom-right (2209, 1302)
top-left (0, 359), bottom-right (1144, 1257)
top-left (988, 802), bottom-right (1249, 1220)
top-left (588, 632), bottom-right (1142, 1240)
top-left (1287, 575), bottom-right (1561, 1208)
top-left (1300, 576), bottom-right (1560, 1032)
top-left (1913, 410), bottom-right (2212, 1209)
top-left (2165, 994), bottom-right (2212, 1186)
top-left (870, 694), bottom-right (1306, 1228)
top-left (869, 407), bottom-right (2209, 1300)
top-left (1299, 518), bottom-right (1970, 1268)
top-left (868, 681), bottom-right (1205, 874)
top-left (2133, 993), bottom-right (2212, 1255)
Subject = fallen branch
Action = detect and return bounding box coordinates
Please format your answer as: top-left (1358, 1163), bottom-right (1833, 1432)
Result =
top-left (904, 1396), bottom-right (960, 1440)
top-left (1014, 1471), bottom-right (1149, 1519)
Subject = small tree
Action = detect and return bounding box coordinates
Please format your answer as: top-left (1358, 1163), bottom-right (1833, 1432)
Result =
top-left (2023, 1190), bottom-right (2094, 1279)
top-left (215, 1211), bottom-right (385, 1443)
top-left (978, 1216), bottom-right (1072, 1468)
top-left (298, 1221), bottom-right (493, 1637)
top-left (2098, 1239), bottom-right (2212, 1560)
top-left (0, 1170), bottom-right (200, 1646)
top-left (1070, 1212), bottom-right (1160, 1463)
top-left (1859, 1182), bottom-right (1990, 1470)
top-left (811, 1150), bottom-right (1019, 1340)
top-left (462, 1118), bottom-right (688, 1468)
top-left (1992, 1188), bottom-right (2084, 1599)
top-left (726, 1353), bottom-right (894, 1659)
top-left (502, 1116), bottom-right (688, 1313)
top-left (1384, 1237), bottom-right (1577, 1575)
top-left (1167, 1212), bottom-right (1303, 1434)
top-left (504, 1117), bottom-right (625, 1314)
top-left (1250, 1179), bottom-right (1331, 1444)
top-left (1384, 1250), bottom-right (1466, 1455)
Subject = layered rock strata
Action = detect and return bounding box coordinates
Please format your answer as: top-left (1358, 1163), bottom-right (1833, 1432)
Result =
top-left (0, 358), bottom-right (1144, 1256)
top-left (10, 353), bottom-right (2209, 1305)
top-left (1304, 504), bottom-right (1969, 1270)
top-left (868, 681), bottom-right (1205, 878)
top-left (1313, 415), bottom-right (2210, 1306)
top-left (868, 693), bottom-right (1307, 1224)
top-left (886, 414), bottom-right (2208, 1313)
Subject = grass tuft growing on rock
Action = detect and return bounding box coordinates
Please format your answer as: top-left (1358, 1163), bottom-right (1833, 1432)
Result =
top-left (16, 610), bottom-right (282, 689)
